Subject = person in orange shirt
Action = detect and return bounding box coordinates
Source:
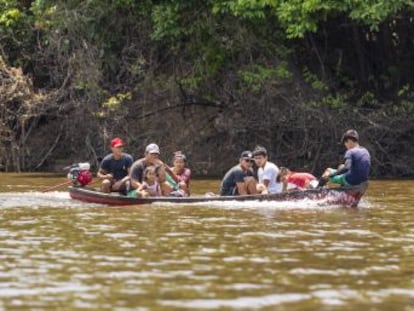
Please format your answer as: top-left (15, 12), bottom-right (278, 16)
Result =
top-left (278, 167), bottom-right (317, 192)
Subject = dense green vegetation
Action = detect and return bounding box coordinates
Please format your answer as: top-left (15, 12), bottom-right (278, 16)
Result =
top-left (1, 0), bottom-right (413, 177)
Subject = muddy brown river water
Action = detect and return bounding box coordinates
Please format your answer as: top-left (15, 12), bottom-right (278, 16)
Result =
top-left (0, 174), bottom-right (413, 310)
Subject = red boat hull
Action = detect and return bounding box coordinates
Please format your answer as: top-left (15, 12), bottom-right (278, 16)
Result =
top-left (69, 183), bottom-right (367, 207)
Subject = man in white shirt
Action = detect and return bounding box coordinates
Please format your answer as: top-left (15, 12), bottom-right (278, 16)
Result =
top-left (253, 146), bottom-right (282, 194)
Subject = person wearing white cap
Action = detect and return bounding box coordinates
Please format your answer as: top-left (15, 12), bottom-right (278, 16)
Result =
top-left (129, 143), bottom-right (162, 190)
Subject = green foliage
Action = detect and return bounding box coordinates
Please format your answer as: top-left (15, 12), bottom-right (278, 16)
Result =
top-left (0, 8), bottom-right (21, 27)
top-left (97, 92), bottom-right (132, 118)
top-left (307, 90), bottom-right (413, 112)
top-left (347, 0), bottom-right (408, 30)
top-left (239, 62), bottom-right (292, 92)
top-left (392, 100), bottom-right (414, 115)
top-left (308, 93), bottom-right (349, 110)
top-left (211, 0), bottom-right (412, 38)
top-left (30, 1), bottom-right (56, 30)
top-left (178, 76), bottom-right (203, 89)
top-left (0, 0), bottom-right (413, 175)
top-left (355, 91), bottom-right (380, 108)
top-left (212, 0), bottom-right (270, 19)
top-left (151, 1), bottom-right (235, 83)
top-left (397, 84), bottom-right (410, 98)
top-left (1, 0), bottom-right (413, 112)
top-left (303, 67), bottom-right (328, 92)
top-left (0, 1), bottom-right (36, 67)
top-left (151, 2), bottom-right (183, 40)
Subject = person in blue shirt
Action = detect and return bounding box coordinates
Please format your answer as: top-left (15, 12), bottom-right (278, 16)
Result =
top-left (97, 137), bottom-right (133, 193)
top-left (319, 129), bottom-right (371, 187)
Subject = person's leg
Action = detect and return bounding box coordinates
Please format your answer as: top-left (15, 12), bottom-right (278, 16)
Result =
top-left (245, 177), bottom-right (258, 194)
top-left (169, 189), bottom-right (186, 197)
top-left (112, 180), bottom-right (126, 191)
top-left (318, 168), bottom-right (336, 188)
top-left (178, 182), bottom-right (189, 195)
top-left (101, 179), bottom-right (112, 193)
top-left (138, 190), bottom-right (150, 198)
top-left (111, 176), bottom-right (130, 194)
top-left (330, 174), bottom-right (350, 186)
top-left (309, 179), bottom-right (319, 189)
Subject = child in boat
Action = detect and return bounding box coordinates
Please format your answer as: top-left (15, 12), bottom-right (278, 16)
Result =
top-left (278, 167), bottom-right (318, 192)
top-left (169, 151), bottom-right (191, 196)
top-left (158, 151), bottom-right (191, 197)
top-left (136, 166), bottom-right (161, 197)
top-left (154, 165), bottom-right (175, 196)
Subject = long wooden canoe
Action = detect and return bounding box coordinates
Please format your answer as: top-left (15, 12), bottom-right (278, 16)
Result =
top-left (69, 182), bottom-right (368, 207)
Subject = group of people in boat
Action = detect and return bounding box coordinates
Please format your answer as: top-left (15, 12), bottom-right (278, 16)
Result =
top-left (97, 129), bottom-right (371, 197)
top-left (97, 139), bottom-right (190, 197)
top-left (220, 146), bottom-right (319, 196)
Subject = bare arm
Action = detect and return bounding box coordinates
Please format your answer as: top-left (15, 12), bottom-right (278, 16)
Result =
top-left (330, 158), bottom-right (352, 177)
top-left (163, 165), bottom-right (180, 183)
top-left (282, 180), bottom-right (288, 192)
top-left (130, 178), bottom-right (141, 189)
top-left (129, 168), bottom-right (141, 189)
top-left (97, 168), bottom-right (112, 180)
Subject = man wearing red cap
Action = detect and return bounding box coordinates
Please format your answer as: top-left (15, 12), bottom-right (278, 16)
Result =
top-left (97, 137), bottom-right (133, 193)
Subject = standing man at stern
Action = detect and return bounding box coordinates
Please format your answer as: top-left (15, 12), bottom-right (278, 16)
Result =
top-left (97, 137), bottom-right (133, 193)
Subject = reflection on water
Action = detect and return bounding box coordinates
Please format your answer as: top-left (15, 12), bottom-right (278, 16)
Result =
top-left (0, 176), bottom-right (413, 310)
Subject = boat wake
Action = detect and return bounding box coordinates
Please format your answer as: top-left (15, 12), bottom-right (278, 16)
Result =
top-left (0, 191), bottom-right (101, 208)
top-left (0, 191), bottom-right (370, 210)
top-left (153, 195), bottom-right (371, 210)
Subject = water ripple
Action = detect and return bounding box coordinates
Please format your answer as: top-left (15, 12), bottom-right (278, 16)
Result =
top-left (159, 293), bottom-right (312, 309)
top-left (0, 180), bottom-right (412, 310)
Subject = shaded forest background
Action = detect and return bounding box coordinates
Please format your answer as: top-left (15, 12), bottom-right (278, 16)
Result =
top-left (1, 0), bottom-right (413, 177)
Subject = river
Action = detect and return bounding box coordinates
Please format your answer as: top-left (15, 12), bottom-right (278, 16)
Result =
top-left (0, 174), bottom-right (413, 310)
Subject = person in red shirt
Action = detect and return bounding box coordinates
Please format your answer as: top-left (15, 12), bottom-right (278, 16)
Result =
top-left (278, 167), bottom-right (317, 192)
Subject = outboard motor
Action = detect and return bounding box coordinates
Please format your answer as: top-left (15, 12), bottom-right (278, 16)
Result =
top-left (67, 162), bottom-right (93, 186)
